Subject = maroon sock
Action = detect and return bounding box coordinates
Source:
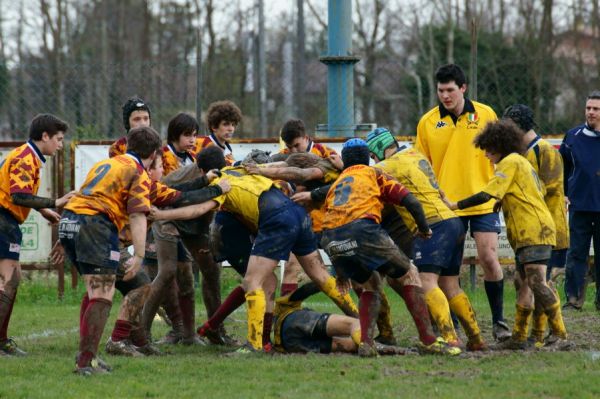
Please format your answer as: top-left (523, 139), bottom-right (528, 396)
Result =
top-left (111, 319), bottom-right (133, 342)
top-left (79, 293), bottom-right (90, 330)
top-left (0, 290), bottom-right (16, 341)
top-left (262, 312), bottom-right (273, 345)
top-left (130, 324), bottom-right (148, 347)
top-left (178, 294), bottom-right (195, 338)
top-left (78, 298), bottom-right (112, 368)
top-left (354, 287), bottom-right (364, 297)
top-left (359, 291), bottom-right (379, 344)
top-left (280, 283), bottom-right (298, 296)
top-left (206, 285), bottom-right (246, 330)
top-left (400, 285), bottom-right (436, 345)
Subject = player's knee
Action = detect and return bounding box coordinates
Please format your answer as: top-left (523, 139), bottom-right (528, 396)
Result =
top-left (2, 267), bottom-right (21, 293)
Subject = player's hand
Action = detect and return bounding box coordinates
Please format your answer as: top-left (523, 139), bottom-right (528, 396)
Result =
top-left (217, 178), bottom-right (231, 194)
top-left (493, 200), bottom-right (502, 213)
top-left (415, 228), bottom-right (433, 239)
top-left (244, 162), bottom-right (261, 175)
top-left (329, 153), bottom-right (343, 170)
top-left (565, 196), bottom-right (570, 211)
top-left (291, 191), bottom-right (312, 205)
top-left (206, 169), bottom-right (222, 182)
top-left (439, 189), bottom-right (458, 210)
top-left (49, 239), bottom-right (65, 265)
top-left (123, 254), bottom-right (142, 281)
top-left (148, 206), bottom-right (163, 221)
top-left (39, 208), bottom-right (61, 224)
top-left (55, 190), bottom-right (77, 208)
top-left (336, 276), bottom-right (351, 296)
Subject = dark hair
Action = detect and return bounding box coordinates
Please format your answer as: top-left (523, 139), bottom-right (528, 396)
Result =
top-left (435, 64), bottom-right (467, 87)
top-left (122, 96), bottom-right (151, 131)
top-left (502, 104), bottom-right (536, 132)
top-left (29, 114), bottom-right (68, 140)
top-left (473, 120), bottom-right (525, 157)
top-left (167, 113), bottom-right (199, 143)
top-left (127, 126), bottom-right (161, 158)
top-left (588, 91), bottom-right (600, 100)
top-left (206, 100), bottom-right (242, 132)
top-left (281, 119), bottom-right (306, 144)
top-left (197, 146), bottom-right (226, 172)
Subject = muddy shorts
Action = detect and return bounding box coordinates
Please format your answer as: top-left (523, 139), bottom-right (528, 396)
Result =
top-left (413, 217), bottom-right (465, 276)
top-left (280, 309), bottom-right (332, 354)
top-left (0, 208), bottom-right (22, 261)
top-left (321, 219), bottom-right (411, 284)
top-left (59, 210), bottom-right (119, 275)
top-left (252, 188), bottom-right (317, 261)
top-left (381, 208), bottom-right (414, 256)
top-left (151, 220), bottom-right (193, 263)
top-left (210, 211), bottom-right (254, 275)
top-left (515, 245), bottom-right (552, 272)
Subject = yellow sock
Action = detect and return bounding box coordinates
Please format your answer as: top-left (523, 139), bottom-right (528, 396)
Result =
top-left (376, 290), bottom-right (394, 340)
top-left (545, 296), bottom-right (567, 339)
top-left (448, 292), bottom-right (481, 342)
top-left (425, 287), bottom-right (458, 344)
top-left (321, 276), bottom-right (359, 317)
top-left (245, 289), bottom-right (266, 350)
top-left (351, 329), bottom-right (361, 346)
top-left (531, 301), bottom-right (548, 343)
top-left (513, 304), bottom-right (533, 342)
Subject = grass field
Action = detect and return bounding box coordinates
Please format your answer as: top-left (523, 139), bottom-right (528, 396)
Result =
top-left (1, 269), bottom-right (600, 399)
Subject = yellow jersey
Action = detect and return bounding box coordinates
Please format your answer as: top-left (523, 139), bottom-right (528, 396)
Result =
top-left (416, 99), bottom-right (498, 216)
top-left (322, 165), bottom-right (409, 229)
top-left (211, 167), bottom-right (275, 232)
top-left (375, 147), bottom-right (457, 233)
top-left (0, 142), bottom-right (46, 223)
top-left (66, 154), bottom-right (152, 234)
top-left (524, 137), bottom-right (569, 250)
top-left (482, 153), bottom-right (555, 249)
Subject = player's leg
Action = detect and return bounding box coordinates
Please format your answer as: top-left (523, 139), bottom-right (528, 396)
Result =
top-left (176, 256), bottom-right (202, 345)
top-left (591, 213), bottom-right (600, 310)
top-left (421, 271), bottom-right (458, 346)
top-left (0, 259), bottom-right (23, 356)
top-left (564, 211), bottom-right (592, 309)
top-left (281, 254), bottom-right (302, 295)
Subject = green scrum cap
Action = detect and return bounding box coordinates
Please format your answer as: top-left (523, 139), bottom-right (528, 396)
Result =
top-left (366, 127), bottom-right (396, 160)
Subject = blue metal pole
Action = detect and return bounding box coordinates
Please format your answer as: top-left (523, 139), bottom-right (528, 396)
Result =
top-left (319, 0), bottom-right (360, 138)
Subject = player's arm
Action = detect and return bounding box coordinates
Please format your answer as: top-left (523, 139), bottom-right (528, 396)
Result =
top-left (246, 164), bottom-right (324, 183)
top-left (539, 147), bottom-right (564, 197)
top-left (125, 212), bottom-right (147, 281)
top-left (168, 169), bottom-right (221, 192)
top-left (171, 179), bottom-right (230, 207)
top-left (446, 192), bottom-right (495, 211)
top-left (150, 200), bottom-right (219, 221)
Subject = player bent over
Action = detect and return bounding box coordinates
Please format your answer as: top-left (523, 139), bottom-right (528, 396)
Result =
top-left (320, 139), bottom-right (460, 357)
top-left (0, 114), bottom-right (74, 356)
top-left (59, 127), bottom-right (161, 375)
top-left (444, 120), bottom-right (572, 351)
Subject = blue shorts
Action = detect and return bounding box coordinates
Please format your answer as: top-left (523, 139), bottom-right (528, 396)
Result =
top-left (252, 189), bottom-right (317, 261)
top-left (210, 211), bottom-right (254, 275)
top-left (413, 218), bottom-right (465, 276)
top-left (281, 309), bottom-right (332, 354)
top-left (460, 212), bottom-right (501, 236)
top-left (549, 248), bottom-right (567, 268)
top-left (59, 210), bottom-right (120, 275)
top-left (321, 219), bottom-right (411, 284)
top-left (0, 208), bottom-right (22, 261)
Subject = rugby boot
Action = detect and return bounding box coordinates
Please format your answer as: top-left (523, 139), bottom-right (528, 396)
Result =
top-left (229, 341), bottom-right (270, 356)
top-left (0, 338), bottom-right (27, 357)
top-left (491, 337), bottom-right (529, 351)
top-left (217, 325), bottom-right (241, 346)
top-left (134, 342), bottom-right (164, 356)
top-left (74, 353), bottom-right (111, 375)
top-left (197, 324), bottom-right (226, 345)
top-left (156, 322), bottom-right (184, 345)
top-left (492, 320), bottom-right (512, 342)
top-left (357, 342), bottom-right (379, 358)
top-left (465, 335), bottom-right (488, 352)
top-left (180, 335), bottom-right (207, 346)
top-left (94, 356), bottom-right (112, 371)
top-left (105, 337), bottom-right (144, 357)
top-left (416, 337), bottom-right (462, 356)
top-left (374, 334), bottom-right (397, 346)
top-left (542, 334), bottom-right (576, 351)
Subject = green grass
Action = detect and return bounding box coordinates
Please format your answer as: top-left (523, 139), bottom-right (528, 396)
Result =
top-left (1, 270), bottom-right (600, 398)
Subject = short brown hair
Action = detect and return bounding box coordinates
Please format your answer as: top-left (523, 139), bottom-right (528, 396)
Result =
top-left (29, 114), bottom-right (68, 140)
top-left (281, 119), bottom-right (306, 144)
top-left (127, 126), bottom-right (162, 158)
top-left (206, 101), bottom-right (242, 132)
top-left (473, 119), bottom-right (525, 157)
top-left (167, 113), bottom-right (199, 143)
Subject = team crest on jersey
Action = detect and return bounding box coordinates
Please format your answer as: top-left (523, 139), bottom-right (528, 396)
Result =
top-left (435, 121), bottom-right (447, 129)
top-left (466, 113), bottom-right (479, 129)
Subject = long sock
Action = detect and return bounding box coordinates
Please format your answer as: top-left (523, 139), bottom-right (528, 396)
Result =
top-left (513, 304), bottom-right (533, 342)
top-left (531, 300), bottom-right (548, 343)
top-left (79, 293), bottom-right (90, 330)
top-left (179, 294), bottom-right (196, 338)
top-left (205, 285), bottom-right (246, 330)
top-left (280, 283), bottom-right (298, 296)
top-left (130, 324), bottom-right (148, 347)
top-left (399, 285), bottom-right (437, 345)
top-left (263, 312), bottom-right (273, 345)
top-left (0, 290), bottom-right (16, 341)
top-left (111, 319), bottom-right (132, 342)
top-left (245, 289), bottom-right (266, 350)
top-left (359, 291), bottom-right (381, 344)
top-left (544, 295), bottom-right (567, 339)
top-left (376, 290), bottom-right (394, 340)
top-left (425, 287), bottom-right (458, 344)
top-left (320, 276), bottom-right (358, 317)
top-left (78, 298), bottom-right (112, 368)
top-left (484, 279), bottom-right (505, 323)
top-left (448, 292), bottom-right (482, 344)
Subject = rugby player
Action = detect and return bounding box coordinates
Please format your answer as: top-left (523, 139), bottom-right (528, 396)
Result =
top-left (109, 97), bottom-right (152, 158)
top-left (191, 100), bottom-right (241, 166)
top-left (0, 114), bottom-right (74, 356)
